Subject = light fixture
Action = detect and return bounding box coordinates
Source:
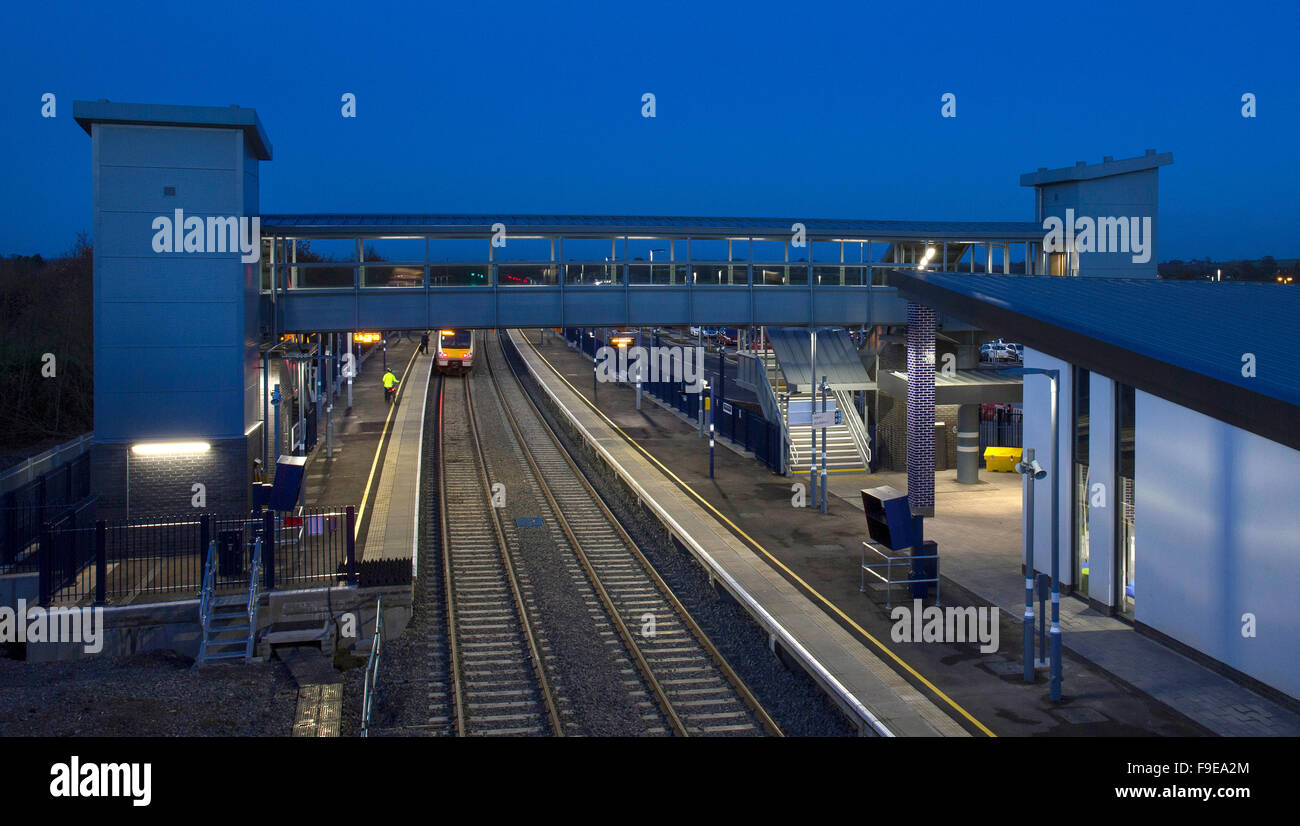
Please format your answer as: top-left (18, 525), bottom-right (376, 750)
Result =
top-left (131, 441), bottom-right (211, 456)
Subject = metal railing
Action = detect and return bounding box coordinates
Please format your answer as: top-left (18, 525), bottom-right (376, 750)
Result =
top-left (360, 595), bottom-right (385, 737)
top-left (35, 506), bottom-right (357, 606)
top-left (197, 540), bottom-right (217, 662)
top-left (834, 389), bottom-right (874, 467)
top-left (1, 454), bottom-right (93, 568)
top-left (860, 540), bottom-right (940, 610)
top-left (245, 538), bottom-right (263, 660)
top-left (0, 433), bottom-right (94, 494)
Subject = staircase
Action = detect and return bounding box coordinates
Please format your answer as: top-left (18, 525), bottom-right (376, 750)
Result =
top-left (197, 538), bottom-right (263, 665)
top-left (757, 348), bottom-right (869, 472)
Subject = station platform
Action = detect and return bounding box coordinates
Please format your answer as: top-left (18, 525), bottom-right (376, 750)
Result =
top-left (298, 334), bottom-right (430, 564)
top-left (514, 328), bottom-right (1300, 736)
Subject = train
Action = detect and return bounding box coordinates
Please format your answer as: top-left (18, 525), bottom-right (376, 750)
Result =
top-left (434, 328), bottom-right (474, 375)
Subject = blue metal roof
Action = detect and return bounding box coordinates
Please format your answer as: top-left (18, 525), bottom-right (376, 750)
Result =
top-left (260, 214), bottom-right (1042, 240)
top-left (887, 271), bottom-right (1300, 449)
top-left (767, 327), bottom-right (873, 391)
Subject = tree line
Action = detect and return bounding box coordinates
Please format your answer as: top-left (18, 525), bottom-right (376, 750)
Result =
top-left (0, 234), bottom-right (93, 463)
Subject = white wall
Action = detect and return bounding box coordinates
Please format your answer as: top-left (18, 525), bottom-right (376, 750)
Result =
top-left (1136, 391), bottom-right (1300, 698)
top-left (1086, 373), bottom-right (1116, 606)
top-left (1021, 349), bottom-right (1073, 583)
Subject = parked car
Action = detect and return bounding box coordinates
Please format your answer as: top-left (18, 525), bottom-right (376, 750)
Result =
top-left (715, 329), bottom-right (737, 347)
top-left (981, 338), bottom-right (1023, 362)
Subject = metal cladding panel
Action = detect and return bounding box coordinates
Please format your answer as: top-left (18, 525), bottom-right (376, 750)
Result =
top-left (92, 122), bottom-right (252, 443)
top-left (767, 326), bottom-right (873, 391)
top-left (98, 165), bottom-right (241, 213)
top-left (498, 289), bottom-right (562, 326)
top-left (429, 292), bottom-right (494, 329)
top-left (281, 292), bottom-right (357, 331)
top-left (99, 300), bottom-right (239, 345)
top-left (691, 288), bottom-right (753, 325)
top-left (96, 389), bottom-right (242, 442)
top-left (103, 345), bottom-right (241, 393)
top-left (98, 257), bottom-right (243, 302)
top-left (870, 289), bottom-right (910, 324)
top-left (562, 289), bottom-right (626, 326)
top-left (358, 291), bottom-right (429, 330)
top-left (752, 289), bottom-right (813, 325)
top-left (97, 209), bottom-right (256, 259)
top-left (813, 288), bottom-right (869, 325)
top-left (627, 288), bottom-right (689, 324)
top-left (97, 124), bottom-right (239, 170)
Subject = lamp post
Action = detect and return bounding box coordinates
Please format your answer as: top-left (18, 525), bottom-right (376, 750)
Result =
top-left (1001, 366), bottom-right (1061, 700)
top-left (819, 375), bottom-right (829, 514)
top-left (705, 380), bottom-right (714, 478)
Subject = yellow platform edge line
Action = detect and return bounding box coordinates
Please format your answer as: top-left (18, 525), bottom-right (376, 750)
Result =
top-left (524, 333), bottom-right (996, 738)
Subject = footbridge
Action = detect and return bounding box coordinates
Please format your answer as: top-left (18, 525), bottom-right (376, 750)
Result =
top-left (262, 214), bottom-right (1045, 332)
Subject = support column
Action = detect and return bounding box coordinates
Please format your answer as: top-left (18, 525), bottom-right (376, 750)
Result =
top-left (906, 303), bottom-right (936, 518)
top-left (956, 403), bottom-right (980, 484)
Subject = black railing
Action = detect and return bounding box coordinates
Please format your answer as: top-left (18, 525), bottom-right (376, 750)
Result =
top-left (980, 408), bottom-right (1023, 450)
top-left (34, 506), bottom-right (358, 606)
top-left (1, 453), bottom-right (92, 567)
top-left (566, 327), bottom-right (784, 474)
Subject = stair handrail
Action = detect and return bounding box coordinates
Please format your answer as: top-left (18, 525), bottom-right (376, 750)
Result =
top-left (197, 539), bottom-right (217, 663)
top-left (361, 595), bottom-right (385, 738)
top-left (246, 537), bottom-right (263, 660)
top-left (833, 389), bottom-right (873, 468)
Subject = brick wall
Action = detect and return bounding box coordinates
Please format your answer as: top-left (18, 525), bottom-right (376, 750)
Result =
top-left (905, 304), bottom-right (936, 516)
top-left (92, 437), bottom-right (251, 520)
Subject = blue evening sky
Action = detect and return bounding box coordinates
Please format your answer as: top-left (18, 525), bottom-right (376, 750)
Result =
top-left (1, 0), bottom-right (1296, 260)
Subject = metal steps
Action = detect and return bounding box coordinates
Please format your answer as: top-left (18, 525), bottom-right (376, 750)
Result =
top-left (197, 538), bottom-right (264, 666)
top-left (758, 348), bottom-right (869, 472)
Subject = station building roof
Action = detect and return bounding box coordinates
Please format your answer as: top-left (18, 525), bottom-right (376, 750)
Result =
top-left (261, 214), bottom-right (1043, 241)
top-left (885, 271), bottom-right (1300, 451)
top-left (1020, 149), bottom-right (1172, 187)
top-left (73, 100), bottom-right (272, 160)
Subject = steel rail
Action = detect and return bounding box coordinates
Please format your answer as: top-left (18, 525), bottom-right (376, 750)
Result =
top-left (460, 369), bottom-right (565, 737)
top-left (488, 331), bottom-right (781, 736)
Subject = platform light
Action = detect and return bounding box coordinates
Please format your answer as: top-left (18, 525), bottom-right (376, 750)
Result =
top-left (918, 247), bottom-right (936, 270)
top-left (131, 441), bottom-right (210, 456)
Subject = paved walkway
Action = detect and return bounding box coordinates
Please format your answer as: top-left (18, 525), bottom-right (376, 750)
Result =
top-left (361, 348), bottom-right (431, 562)
top-left (515, 329), bottom-right (965, 736)
top-left (299, 334), bottom-right (429, 564)
top-left (519, 328), bottom-right (1300, 736)
top-left (831, 469), bottom-right (1300, 737)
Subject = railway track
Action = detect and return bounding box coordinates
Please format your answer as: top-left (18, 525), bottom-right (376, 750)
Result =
top-left (482, 331), bottom-right (781, 737)
top-left (440, 370), bottom-right (563, 736)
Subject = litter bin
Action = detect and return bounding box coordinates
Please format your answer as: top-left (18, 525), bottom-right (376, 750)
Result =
top-left (909, 540), bottom-right (939, 599)
top-left (217, 530), bottom-right (244, 577)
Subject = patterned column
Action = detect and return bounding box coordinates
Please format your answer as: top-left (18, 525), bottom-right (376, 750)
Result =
top-left (906, 302), bottom-right (936, 517)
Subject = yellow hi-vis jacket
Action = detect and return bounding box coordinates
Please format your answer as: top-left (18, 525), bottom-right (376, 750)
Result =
top-left (383, 371), bottom-right (398, 389)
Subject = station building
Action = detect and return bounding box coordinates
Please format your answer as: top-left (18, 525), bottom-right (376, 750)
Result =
top-left (890, 271), bottom-right (1300, 701)
top-left (67, 98), bottom-right (1297, 703)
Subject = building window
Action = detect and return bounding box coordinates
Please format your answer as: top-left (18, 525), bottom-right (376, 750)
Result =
top-left (1116, 383), bottom-right (1136, 619)
top-left (1073, 367), bottom-right (1090, 597)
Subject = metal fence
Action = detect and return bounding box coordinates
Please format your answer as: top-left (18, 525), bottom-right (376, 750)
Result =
top-left (980, 407), bottom-right (1023, 450)
top-left (565, 328), bottom-right (784, 474)
top-left (1, 453), bottom-right (93, 568)
top-left (0, 433), bottom-right (94, 494)
top-left (29, 506), bottom-right (358, 606)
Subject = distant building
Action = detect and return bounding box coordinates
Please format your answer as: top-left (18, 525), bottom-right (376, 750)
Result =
top-left (1022, 151), bottom-right (1173, 279)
